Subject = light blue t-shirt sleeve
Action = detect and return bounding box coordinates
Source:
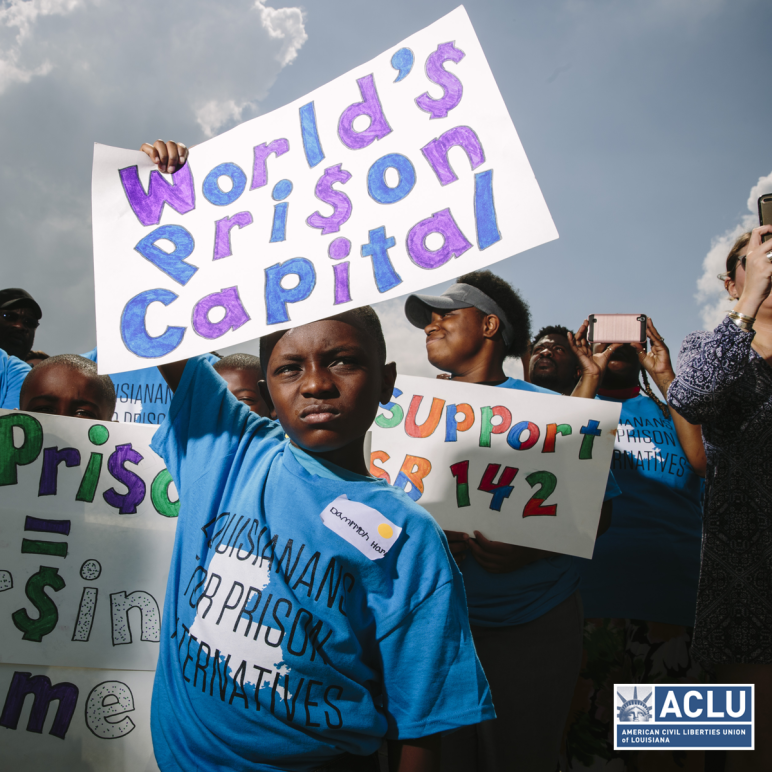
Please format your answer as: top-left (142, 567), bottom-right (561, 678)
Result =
top-left (150, 355), bottom-right (282, 492)
top-left (1, 349), bottom-right (31, 409)
top-left (378, 573), bottom-right (495, 738)
top-left (604, 470), bottom-right (622, 501)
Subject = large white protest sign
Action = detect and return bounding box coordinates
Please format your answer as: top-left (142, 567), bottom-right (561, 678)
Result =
top-left (0, 664), bottom-right (159, 772)
top-left (0, 410), bottom-right (177, 671)
top-left (92, 6), bottom-right (557, 374)
top-left (369, 377), bottom-right (621, 558)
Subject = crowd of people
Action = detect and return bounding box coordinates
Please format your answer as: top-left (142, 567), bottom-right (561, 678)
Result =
top-left (1, 142), bottom-right (770, 772)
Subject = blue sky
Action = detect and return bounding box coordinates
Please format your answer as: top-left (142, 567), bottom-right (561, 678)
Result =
top-left (1, 0), bottom-right (770, 379)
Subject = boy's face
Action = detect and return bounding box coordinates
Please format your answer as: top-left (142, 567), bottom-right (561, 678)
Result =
top-left (217, 367), bottom-right (270, 417)
top-left (424, 307), bottom-right (486, 374)
top-left (20, 365), bottom-right (114, 421)
top-left (260, 317), bottom-right (396, 454)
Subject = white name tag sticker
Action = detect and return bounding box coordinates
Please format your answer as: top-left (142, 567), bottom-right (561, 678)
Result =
top-left (320, 495), bottom-right (402, 560)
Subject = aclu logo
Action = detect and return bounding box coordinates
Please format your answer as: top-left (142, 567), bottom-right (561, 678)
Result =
top-left (614, 684), bottom-right (754, 751)
top-left (617, 686), bottom-right (653, 722)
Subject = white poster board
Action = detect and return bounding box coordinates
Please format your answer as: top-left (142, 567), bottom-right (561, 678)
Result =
top-left (92, 6), bottom-right (557, 374)
top-left (0, 410), bottom-right (177, 671)
top-left (369, 376), bottom-right (621, 558)
top-left (0, 664), bottom-right (159, 772)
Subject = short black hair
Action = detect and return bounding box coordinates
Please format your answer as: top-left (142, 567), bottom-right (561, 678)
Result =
top-left (456, 270), bottom-right (531, 359)
top-left (531, 325), bottom-right (572, 351)
top-left (213, 353), bottom-right (263, 375)
top-left (20, 354), bottom-right (116, 412)
top-left (259, 306), bottom-right (387, 370)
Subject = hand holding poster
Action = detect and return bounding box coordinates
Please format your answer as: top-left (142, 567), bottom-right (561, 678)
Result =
top-left (370, 376), bottom-right (622, 558)
top-left (91, 6), bottom-right (557, 374)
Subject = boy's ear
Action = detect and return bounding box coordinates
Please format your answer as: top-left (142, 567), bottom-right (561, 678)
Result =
top-left (379, 361), bottom-right (398, 405)
top-left (258, 380), bottom-right (275, 415)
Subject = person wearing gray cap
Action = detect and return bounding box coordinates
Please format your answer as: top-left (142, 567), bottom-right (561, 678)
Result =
top-left (404, 270), bottom-right (620, 772)
top-left (0, 288), bottom-right (42, 362)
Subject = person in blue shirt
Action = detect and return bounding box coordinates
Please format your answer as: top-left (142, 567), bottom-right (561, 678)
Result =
top-left (0, 346), bottom-right (31, 409)
top-left (149, 305), bottom-right (493, 772)
top-left (404, 271), bottom-right (620, 772)
top-left (19, 354), bottom-right (116, 420)
top-left (546, 317), bottom-right (706, 772)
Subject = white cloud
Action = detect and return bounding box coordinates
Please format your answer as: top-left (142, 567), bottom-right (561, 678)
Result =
top-left (0, 0), bottom-right (82, 94)
top-left (696, 170), bottom-right (772, 329)
top-left (256, 0), bottom-right (307, 67)
top-left (0, 0), bottom-right (308, 357)
top-left (194, 1), bottom-right (307, 136)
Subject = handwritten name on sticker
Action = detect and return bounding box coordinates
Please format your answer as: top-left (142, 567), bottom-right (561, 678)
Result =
top-left (320, 495), bottom-right (402, 560)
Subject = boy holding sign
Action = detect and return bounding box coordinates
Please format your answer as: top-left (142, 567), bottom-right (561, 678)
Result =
top-left (404, 271), bottom-right (620, 772)
top-left (140, 144), bottom-right (492, 768)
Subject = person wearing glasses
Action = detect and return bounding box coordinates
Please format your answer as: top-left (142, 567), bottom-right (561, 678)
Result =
top-left (669, 224), bottom-right (772, 771)
top-left (0, 288), bottom-right (37, 408)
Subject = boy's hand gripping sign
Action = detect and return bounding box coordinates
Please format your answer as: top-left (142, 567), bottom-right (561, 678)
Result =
top-left (370, 377), bottom-right (622, 558)
top-left (92, 6), bottom-right (557, 374)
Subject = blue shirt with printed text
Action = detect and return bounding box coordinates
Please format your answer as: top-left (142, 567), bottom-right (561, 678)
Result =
top-left (460, 377), bottom-right (621, 627)
top-left (577, 393), bottom-right (703, 626)
top-left (150, 356), bottom-right (493, 772)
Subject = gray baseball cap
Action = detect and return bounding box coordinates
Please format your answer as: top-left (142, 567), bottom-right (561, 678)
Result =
top-left (404, 283), bottom-right (514, 346)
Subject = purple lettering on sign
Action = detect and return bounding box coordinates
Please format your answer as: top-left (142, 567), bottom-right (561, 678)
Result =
top-left (332, 263), bottom-right (352, 305)
top-left (192, 286), bottom-right (250, 339)
top-left (213, 212), bottom-right (253, 260)
top-left (103, 444), bottom-right (146, 515)
top-left (250, 139), bottom-right (290, 190)
top-left (406, 208), bottom-right (472, 269)
top-left (306, 164), bottom-right (353, 235)
top-left (38, 447), bottom-right (81, 497)
top-left (328, 237), bottom-right (351, 260)
top-left (421, 126), bottom-right (485, 186)
top-left (415, 42), bottom-right (465, 120)
top-left (118, 163), bottom-right (195, 227)
top-left (0, 672), bottom-right (79, 739)
top-left (337, 74), bottom-right (392, 150)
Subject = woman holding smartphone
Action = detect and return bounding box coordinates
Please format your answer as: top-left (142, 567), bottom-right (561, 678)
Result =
top-left (669, 224), bottom-right (772, 771)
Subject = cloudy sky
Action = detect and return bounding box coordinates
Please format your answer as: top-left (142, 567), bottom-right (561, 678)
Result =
top-left (1, 0), bottom-right (771, 379)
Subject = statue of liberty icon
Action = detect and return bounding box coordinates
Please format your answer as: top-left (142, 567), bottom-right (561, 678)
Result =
top-left (617, 686), bottom-right (653, 722)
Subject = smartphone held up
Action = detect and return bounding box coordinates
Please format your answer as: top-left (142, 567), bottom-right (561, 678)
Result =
top-left (587, 314), bottom-right (648, 344)
top-left (758, 194), bottom-right (772, 242)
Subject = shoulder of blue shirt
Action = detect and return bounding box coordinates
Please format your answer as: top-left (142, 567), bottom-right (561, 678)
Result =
top-left (0, 347), bottom-right (32, 410)
top-left (81, 348), bottom-right (219, 374)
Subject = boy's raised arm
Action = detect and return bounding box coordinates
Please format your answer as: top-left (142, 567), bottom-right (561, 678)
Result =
top-left (157, 360), bottom-right (188, 393)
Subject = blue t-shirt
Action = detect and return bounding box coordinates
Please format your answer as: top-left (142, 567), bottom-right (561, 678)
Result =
top-left (0, 347), bottom-right (31, 409)
top-left (460, 377), bottom-right (621, 627)
top-left (577, 392), bottom-right (703, 626)
top-left (150, 357), bottom-right (493, 772)
top-left (82, 347), bottom-right (215, 424)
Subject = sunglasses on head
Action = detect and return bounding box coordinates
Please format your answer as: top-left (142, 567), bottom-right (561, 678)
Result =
top-left (1, 310), bottom-right (40, 329)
